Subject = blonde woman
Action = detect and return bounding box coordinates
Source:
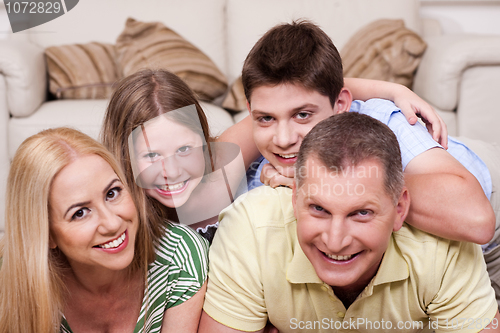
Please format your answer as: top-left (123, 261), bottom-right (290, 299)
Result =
top-left (0, 127), bottom-right (208, 333)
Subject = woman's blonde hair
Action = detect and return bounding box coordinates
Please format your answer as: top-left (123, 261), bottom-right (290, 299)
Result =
top-left (0, 127), bottom-right (151, 333)
top-left (101, 68), bottom-right (213, 232)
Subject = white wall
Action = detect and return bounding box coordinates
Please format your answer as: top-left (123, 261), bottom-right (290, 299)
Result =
top-left (420, 0), bottom-right (500, 35)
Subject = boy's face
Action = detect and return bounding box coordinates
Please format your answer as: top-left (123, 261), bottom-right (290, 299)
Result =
top-left (292, 157), bottom-right (408, 291)
top-left (248, 84), bottom-right (351, 177)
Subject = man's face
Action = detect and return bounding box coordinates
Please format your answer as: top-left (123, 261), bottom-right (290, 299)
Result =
top-left (293, 157), bottom-right (408, 291)
top-left (249, 84), bottom-right (350, 177)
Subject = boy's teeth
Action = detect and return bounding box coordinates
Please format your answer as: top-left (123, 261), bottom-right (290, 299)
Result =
top-left (158, 181), bottom-right (185, 191)
top-left (278, 153), bottom-right (297, 159)
top-left (99, 232), bottom-right (126, 249)
top-left (326, 253), bottom-right (353, 261)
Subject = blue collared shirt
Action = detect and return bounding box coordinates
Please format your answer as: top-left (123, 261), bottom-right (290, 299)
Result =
top-left (247, 98), bottom-right (492, 200)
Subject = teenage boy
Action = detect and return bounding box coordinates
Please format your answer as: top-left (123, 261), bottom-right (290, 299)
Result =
top-left (222, 20), bottom-right (497, 246)
top-left (199, 112), bottom-right (499, 332)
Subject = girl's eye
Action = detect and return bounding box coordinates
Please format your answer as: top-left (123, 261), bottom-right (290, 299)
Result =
top-left (177, 146), bottom-right (192, 153)
top-left (144, 152), bottom-right (160, 160)
top-left (71, 208), bottom-right (89, 221)
top-left (106, 187), bottom-right (122, 201)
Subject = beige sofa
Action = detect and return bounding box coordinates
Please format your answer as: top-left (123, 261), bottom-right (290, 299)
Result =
top-left (0, 0), bottom-right (499, 232)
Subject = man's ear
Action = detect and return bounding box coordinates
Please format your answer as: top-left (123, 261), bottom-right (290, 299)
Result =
top-left (393, 187), bottom-right (410, 232)
top-left (335, 88), bottom-right (353, 114)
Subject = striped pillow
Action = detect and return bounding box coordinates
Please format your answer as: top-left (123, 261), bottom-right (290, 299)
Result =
top-left (116, 18), bottom-right (228, 102)
top-left (45, 42), bottom-right (120, 99)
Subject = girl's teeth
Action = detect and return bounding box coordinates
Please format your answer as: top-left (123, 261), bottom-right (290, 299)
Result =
top-left (279, 153), bottom-right (297, 159)
top-left (158, 181), bottom-right (185, 191)
top-left (99, 232), bottom-right (126, 249)
top-left (326, 253), bottom-right (353, 261)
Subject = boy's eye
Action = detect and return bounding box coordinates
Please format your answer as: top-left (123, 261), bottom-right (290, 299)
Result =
top-left (259, 116), bottom-right (274, 123)
top-left (296, 112), bottom-right (310, 120)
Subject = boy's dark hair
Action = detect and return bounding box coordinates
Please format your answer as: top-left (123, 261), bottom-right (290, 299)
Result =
top-left (296, 112), bottom-right (404, 204)
top-left (242, 19), bottom-right (344, 108)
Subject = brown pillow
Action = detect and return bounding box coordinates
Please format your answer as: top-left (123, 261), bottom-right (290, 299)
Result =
top-left (45, 42), bottom-right (120, 99)
top-left (116, 18), bottom-right (228, 101)
top-left (341, 19), bottom-right (427, 89)
top-left (222, 76), bottom-right (247, 112)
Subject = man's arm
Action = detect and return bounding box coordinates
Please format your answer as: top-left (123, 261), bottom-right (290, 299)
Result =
top-left (404, 147), bottom-right (495, 244)
top-left (198, 311), bottom-right (265, 333)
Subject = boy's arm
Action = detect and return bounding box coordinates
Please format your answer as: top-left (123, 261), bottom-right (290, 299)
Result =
top-left (404, 147), bottom-right (495, 244)
top-left (217, 115), bottom-right (261, 170)
top-left (345, 78), bottom-right (448, 148)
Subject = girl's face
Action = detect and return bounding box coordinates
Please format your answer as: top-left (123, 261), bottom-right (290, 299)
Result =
top-left (133, 116), bottom-right (206, 208)
top-left (49, 154), bottom-right (138, 274)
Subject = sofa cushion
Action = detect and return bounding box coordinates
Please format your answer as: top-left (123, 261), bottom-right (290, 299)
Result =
top-left (341, 19), bottom-right (427, 88)
top-left (116, 18), bottom-right (228, 101)
top-left (45, 42), bottom-right (120, 99)
top-left (222, 76), bottom-right (246, 112)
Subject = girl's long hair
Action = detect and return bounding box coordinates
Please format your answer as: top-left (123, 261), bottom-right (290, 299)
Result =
top-left (101, 68), bottom-right (214, 232)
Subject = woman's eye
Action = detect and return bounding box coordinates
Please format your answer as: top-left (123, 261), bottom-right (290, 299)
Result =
top-left (71, 208), bottom-right (89, 221)
top-left (106, 187), bottom-right (122, 201)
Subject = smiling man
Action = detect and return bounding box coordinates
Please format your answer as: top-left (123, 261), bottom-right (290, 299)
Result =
top-left (199, 112), bottom-right (499, 333)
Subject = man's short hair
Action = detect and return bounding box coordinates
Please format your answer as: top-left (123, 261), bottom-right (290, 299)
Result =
top-left (296, 112), bottom-right (405, 204)
top-left (242, 19), bottom-right (344, 108)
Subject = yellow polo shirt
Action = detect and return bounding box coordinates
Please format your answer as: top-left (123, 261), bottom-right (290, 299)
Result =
top-left (204, 186), bottom-right (497, 332)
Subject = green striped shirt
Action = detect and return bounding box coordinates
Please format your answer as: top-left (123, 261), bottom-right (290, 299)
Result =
top-left (61, 223), bottom-right (209, 332)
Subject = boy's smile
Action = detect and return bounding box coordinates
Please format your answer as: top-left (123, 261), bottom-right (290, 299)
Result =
top-left (249, 83), bottom-right (347, 177)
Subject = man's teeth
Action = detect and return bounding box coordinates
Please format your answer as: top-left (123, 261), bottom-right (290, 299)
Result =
top-left (278, 153), bottom-right (297, 159)
top-left (158, 181), bottom-right (185, 191)
top-left (326, 253), bottom-right (353, 261)
top-left (99, 232), bottom-right (126, 249)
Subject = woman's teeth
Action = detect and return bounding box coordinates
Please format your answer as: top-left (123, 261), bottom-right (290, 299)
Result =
top-left (157, 181), bottom-right (186, 191)
top-left (326, 253), bottom-right (353, 261)
top-left (278, 153), bottom-right (297, 159)
top-left (99, 232), bottom-right (126, 249)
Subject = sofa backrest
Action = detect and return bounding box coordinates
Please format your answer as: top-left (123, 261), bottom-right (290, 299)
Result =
top-left (26, 0), bottom-right (228, 76)
top-left (225, 0), bottom-right (421, 83)
top-left (25, 0), bottom-right (420, 85)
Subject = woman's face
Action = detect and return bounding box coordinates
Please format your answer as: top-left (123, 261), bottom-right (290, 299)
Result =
top-left (49, 154), bottom-right (138, 274)
top-left (133, 116), bottom-right (206, 208)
